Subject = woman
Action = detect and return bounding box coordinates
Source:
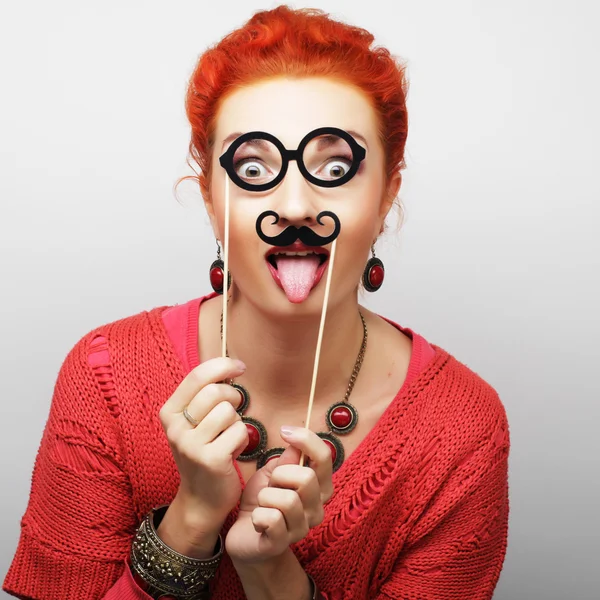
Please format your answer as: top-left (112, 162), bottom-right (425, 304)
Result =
top-left (3, 5), bottom-right (509, 600)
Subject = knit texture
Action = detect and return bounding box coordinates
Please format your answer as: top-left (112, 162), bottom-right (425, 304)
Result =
top-left (3, 296), bottom-right (509, 600)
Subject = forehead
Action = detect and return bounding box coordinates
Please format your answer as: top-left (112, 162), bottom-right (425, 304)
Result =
top-left (213, 77), bottom-right (378, 148)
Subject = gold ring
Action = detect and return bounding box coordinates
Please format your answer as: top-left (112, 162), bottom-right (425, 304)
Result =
top-left (183, 406), bottom-right (200, 426)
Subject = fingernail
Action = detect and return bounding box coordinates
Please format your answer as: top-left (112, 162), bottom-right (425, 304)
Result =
top-left (280, 425), bottom-right (298, 437)
top-left (235, 360), bottom-right (247, 372)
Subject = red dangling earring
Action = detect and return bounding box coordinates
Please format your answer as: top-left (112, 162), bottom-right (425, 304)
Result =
top-left (209, 240), bottom-right (231, 295)
top-left (362, 243), bottom-right (385, 292)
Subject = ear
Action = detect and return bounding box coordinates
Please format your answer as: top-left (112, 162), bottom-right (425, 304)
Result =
top-left (377, 171), bottom-right (402, 232)
top-left (203, 190), bottom-right (221, 240)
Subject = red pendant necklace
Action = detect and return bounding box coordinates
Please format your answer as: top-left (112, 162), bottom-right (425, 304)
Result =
top-left (220, 311), bottom-right (368, 471)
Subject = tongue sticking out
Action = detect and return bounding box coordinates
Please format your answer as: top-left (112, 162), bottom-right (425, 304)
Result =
top-left (275, 255), bottom-right (322, 303)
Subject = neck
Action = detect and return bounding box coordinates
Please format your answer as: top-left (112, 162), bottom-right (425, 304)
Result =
top-left (223, 292), bottom-right (366, 412)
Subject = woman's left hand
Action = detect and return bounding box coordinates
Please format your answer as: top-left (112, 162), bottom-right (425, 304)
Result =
top-left (225, 426), bottom-right (334, 566)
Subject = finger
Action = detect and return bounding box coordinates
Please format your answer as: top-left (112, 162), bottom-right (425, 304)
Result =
top-left (257, 487), bottom-right (308, 540)
top-left (161, 357), bottom-right (246, 417)
top-left (268, 464), bottom-right (324, 528)
top-left (279, 427), bottom-right (334, 500)
top-left (186, 381), bottom-right (243, 427)
top-left (167, 382), bottom-right (242, 439)
top-left (252, 507), bottom-right (288, 545)
top-left (209, 419), bottom-right (249, 459)
top-left (188, 395), bottom-right (241, 445)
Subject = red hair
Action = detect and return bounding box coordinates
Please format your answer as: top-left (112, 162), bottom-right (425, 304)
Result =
top-left (181, 4), bottom-right (409, 205)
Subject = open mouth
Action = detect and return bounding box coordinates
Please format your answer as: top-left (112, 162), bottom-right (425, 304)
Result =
top-left (266, 252), bottom-right (328, 270)
top-left (265, 247), bottom-right (330, 303)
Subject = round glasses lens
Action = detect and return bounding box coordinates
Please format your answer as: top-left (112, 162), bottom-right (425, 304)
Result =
top-left (303, 134), bottom-right (354, 182)
top-left (232, 138), bottom-right (282, 186)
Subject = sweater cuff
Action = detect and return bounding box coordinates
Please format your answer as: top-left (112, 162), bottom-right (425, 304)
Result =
top-left (2, 528), bottom-right (126, 600)
top-left (102, 559), bottom-right (157, 599)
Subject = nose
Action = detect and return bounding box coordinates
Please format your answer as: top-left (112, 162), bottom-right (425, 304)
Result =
top-left (272, 161), bottom-right (320, 227)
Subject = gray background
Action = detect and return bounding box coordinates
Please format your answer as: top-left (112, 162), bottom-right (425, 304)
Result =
top-left (1, 1), bottom-right (598, 598)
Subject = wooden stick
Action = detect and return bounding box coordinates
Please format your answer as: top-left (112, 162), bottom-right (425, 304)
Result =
top-left (300, 238), bottom-right (338, 467)
top-left (222, 174), bottom-right (230, 358)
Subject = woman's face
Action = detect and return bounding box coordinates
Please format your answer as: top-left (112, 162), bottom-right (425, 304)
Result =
top-left (207, 77), bottom-right (400, 317)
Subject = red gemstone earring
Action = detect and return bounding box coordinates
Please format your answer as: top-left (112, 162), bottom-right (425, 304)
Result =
top-left (209, 239), bottom-right (231, 294)
top-left (362, 243), bottom-right (385, 292)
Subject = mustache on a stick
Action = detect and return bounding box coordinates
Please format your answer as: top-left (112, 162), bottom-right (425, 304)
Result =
top-left (255, 210), bottom-right (341, 247)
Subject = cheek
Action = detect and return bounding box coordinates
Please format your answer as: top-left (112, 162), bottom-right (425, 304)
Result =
top-left (338, 215), bottom-right (375, 268)
top-left (335, 193), bottom-right (380, 268)
top-left (227, 209), bottom-right (262, 269)
top-left (341, 186), bottom-right (381, 237)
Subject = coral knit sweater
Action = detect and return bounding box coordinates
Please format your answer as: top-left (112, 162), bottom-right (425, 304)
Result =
top-left (3, 293), bottom-right (510, 600)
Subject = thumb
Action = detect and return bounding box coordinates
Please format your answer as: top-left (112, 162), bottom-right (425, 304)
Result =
top-left (262, 444), bottom-right (303, 480)
top-left (261, 445), bottom-right (306, 483)
top-left (274, 443), bottom-right (310, 470)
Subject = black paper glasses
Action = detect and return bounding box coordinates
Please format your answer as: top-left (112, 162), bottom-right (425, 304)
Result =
top-left (218, 126), bottom-right (366, 192)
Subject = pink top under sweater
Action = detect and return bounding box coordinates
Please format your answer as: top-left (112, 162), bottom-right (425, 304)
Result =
top-left (160, 293), bottom-right (436, 384)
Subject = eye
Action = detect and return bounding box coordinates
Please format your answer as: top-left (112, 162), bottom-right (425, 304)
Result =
top-left (319, 157), bottom-right (353, 180)
top-left (234, 158), bottom-right (271, 180)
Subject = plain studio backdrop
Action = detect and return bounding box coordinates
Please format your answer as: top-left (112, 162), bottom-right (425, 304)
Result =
top-left (1, 1), bottom-right (598, 598)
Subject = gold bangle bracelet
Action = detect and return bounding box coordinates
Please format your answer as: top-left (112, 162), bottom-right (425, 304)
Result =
top-left (130, 504), bottom-right (223, 599)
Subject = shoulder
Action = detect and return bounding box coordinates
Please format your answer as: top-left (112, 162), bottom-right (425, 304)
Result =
top-left (56, 302), bottom-right (177, 404)
top-left (441, 348), bottom-right (507, 424)
top-left (366, 309), bottom-right (509, 448)
top-left (418, 342), bottom-right (510, 464)
top-left (37, 305), bottom-right (174, 475)
top-left (64, 304), bottom-right (167, 358)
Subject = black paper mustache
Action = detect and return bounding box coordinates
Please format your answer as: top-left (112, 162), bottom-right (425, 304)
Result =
top-left (255, 210), bottom-right (341, 247)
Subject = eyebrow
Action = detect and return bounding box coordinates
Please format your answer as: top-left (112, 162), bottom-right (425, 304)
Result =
top-left (220, 129), bottom-right (369, 151)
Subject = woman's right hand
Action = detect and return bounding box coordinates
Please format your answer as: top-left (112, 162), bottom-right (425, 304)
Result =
top-left (158, 357), bottom-right (249, 534)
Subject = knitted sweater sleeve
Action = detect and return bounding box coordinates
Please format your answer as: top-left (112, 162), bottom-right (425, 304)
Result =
top-left (2, 332), bottom-right (153, 600)
top-left (375, 409), bottom-right (510, 600)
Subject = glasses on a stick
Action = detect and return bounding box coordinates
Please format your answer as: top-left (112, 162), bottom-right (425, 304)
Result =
top-left (219, 127), bottom-right (366, 191)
